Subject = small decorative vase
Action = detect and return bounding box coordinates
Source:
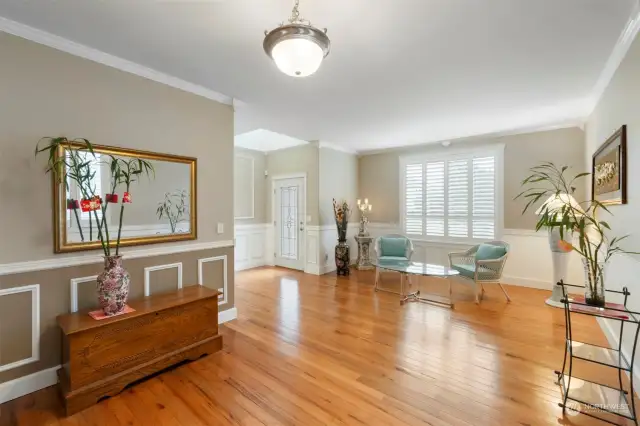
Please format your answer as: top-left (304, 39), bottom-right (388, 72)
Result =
top-left (96, 255), bottom-right (131, 316)
top-left (335, 240), bottom-right (350, 276)
top-left (582, 258), bottom-right (605, 307)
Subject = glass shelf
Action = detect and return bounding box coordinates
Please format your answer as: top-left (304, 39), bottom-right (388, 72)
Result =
top-left (570, 340), bottom-right (631, 371)
top-left (560, 375), bottom-right (633, 419)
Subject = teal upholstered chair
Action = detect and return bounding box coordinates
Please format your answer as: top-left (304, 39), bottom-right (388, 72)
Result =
top-left (374, 234), bottom-right (414, 293)
top-left (449, 241), bottom-right (511, 303)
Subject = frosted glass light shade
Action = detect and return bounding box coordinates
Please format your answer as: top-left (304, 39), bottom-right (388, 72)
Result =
top-left (535, 193), bottom-right (584, 216)
top-left (271, 38), bottom-right (324, 77)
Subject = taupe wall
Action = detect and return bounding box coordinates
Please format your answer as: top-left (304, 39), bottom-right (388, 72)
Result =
top-left (0, 32), bottom-right (234, 263)
top-left (266, 143), bottom-right (320, 225)
top-left (358, 127), bottom-right (586, 229)
top-left (0, 247), bottom-right (233, 384)
top-left (234, 147), bottom-right (266, 225)
top-left (319, 148), bottom-right (359, 226)
top-left (584, 27), bottom-right (640, 369)
top-left (0, 33), bottom-right (234, 386)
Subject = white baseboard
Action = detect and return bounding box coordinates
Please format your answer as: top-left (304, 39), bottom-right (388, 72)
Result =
top-left (218, 307), bottom-right (237, 324)
top-left (0, 365), bottom-right (59, 404)
top-left (501, 275), bottom-right (550, 290)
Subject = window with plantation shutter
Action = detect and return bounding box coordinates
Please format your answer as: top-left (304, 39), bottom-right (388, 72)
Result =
top-left (401, 147), bottom-right (502, 242)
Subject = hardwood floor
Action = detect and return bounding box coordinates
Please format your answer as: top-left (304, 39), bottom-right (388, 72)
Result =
top-left (0, 267), bottom-right (635, 425)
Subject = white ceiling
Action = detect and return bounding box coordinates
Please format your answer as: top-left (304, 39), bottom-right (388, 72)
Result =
top-left (0, 0), bottom-right (637, 152)
top-left (235, 129), bottom-right (308, 152)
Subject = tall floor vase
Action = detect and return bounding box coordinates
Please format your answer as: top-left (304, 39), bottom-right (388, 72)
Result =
top-left (96, 255), bottom-right (131, 316)
top-left (335, 240), bottom-right (350, 276)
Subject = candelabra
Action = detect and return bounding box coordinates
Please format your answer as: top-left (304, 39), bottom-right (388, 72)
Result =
top-left (356, 198), bottom-right (372, 236)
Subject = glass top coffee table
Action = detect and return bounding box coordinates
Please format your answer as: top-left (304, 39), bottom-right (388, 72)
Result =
top-left (374, 259), bottom-right (460, 308)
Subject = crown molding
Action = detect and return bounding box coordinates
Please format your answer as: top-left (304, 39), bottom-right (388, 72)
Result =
top-left (587, 1), bottom-right (640, 116)
top-left (318, 141), bottom-right (358, 155)
top-left (0, 16), bottom-right (234, 106)
top-left (357, 120), bottom-right (582, 157)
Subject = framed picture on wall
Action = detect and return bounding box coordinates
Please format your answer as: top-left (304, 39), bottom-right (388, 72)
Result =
top-left (592, 125), bottom-right (627, 205)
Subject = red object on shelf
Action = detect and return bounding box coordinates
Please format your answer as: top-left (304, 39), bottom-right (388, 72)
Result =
top-left (105, 193), bottom-right (118, 203)
top-left (568, 296), bottom-right (629, 320)
top-left (80, 196), bottom-right (102, 212)
top-left (67, 199), bottom-right (80, 210)
top-left (123, 192), bottom-right (132, 203)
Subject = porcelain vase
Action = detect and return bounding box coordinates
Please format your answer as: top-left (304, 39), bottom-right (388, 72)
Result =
top-left (96, 255), bottom-right (131, 316)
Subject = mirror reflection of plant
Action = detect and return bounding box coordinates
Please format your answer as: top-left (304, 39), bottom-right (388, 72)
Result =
top-left (515, 162), bottom-right (638, 298)
top-left (35, 137), bottom-right (155, 257)
top-left (156, 189), bottom-right (189, 234)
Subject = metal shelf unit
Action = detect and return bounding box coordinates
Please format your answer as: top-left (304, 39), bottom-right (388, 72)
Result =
top-left (555, 281), bottom-right (640, 425)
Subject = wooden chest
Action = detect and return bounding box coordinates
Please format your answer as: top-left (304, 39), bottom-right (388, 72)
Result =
top-left (56, 285), bottom-right (223, 415)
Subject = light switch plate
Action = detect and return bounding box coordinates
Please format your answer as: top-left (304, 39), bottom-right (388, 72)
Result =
top-left (217, 223), bottom-right (224, 234)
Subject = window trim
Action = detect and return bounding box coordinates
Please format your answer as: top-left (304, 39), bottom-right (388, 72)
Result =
top-left (399, 144), bottom-right (505, 244)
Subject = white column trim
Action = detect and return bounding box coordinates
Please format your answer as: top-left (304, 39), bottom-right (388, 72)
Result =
top-left (70, 275), bottom-right (98, 313)
top-left (198, 255), bottom-right (228, 305)
top-left (234, 155), bottom-right (255, 220)
top-left (0, 284), bottom-right (40, 373)
top-left (144, 262), bottom-right (183, 297)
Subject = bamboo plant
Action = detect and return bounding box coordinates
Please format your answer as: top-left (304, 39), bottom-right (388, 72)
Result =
top-left (36, 137), bottom-right (154, 257)
top-left (516, 162), bottom-right (637, 305)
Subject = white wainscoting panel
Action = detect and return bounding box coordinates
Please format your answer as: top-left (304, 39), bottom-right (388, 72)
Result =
top-left (198, 255), bottom-right (228, 305)
top-left (0, 284), bottom-right (40, 373)
top-left (304, 226), bottom-right (321, 275)
top-left (234, 224), bottom-right (269, 271)
top-left (70, 275), bottom-right (98, 313)
top-left (143, 263), bottom-right (183, 296)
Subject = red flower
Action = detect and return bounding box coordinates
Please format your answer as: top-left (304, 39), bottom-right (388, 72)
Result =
top-left (106, 194), bottom-right (118, 203)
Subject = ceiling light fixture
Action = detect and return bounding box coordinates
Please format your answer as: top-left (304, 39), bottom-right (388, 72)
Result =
top-left (263, 0), bottom-right (330, 78)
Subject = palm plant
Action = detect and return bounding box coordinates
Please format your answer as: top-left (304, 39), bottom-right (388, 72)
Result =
top-left (516, 162), bottom-right (637, 305)
top-left (35, 137), bottom-right (154, 257)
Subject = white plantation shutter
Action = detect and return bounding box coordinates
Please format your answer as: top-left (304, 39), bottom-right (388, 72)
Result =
top-left (472, 156), bottom-right (495, 239)
top-left (404, 163), bottom-right (423, 235)
top-left (447, 160), bottom-right (469, 238)
top-left (425, 162), bottom-right (444, 236)
top-left (402, 150), bottom-right (499, 242)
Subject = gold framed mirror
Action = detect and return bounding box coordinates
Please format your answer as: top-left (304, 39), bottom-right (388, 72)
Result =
top-left (52, 142), bottom-right (197, 253)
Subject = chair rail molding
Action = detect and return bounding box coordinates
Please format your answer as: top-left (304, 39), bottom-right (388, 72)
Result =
top-left (198, 255), bottom-right (228, 305)
top-left (0, 240), bottom-right (233, 276)
top-left (144, 263), bottom-right (183, 297)
top-left (0, 284), bottom-right (40, 373)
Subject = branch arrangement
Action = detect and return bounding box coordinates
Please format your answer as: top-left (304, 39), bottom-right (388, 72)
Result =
top-left (332, 199), bottom-right (351, 242)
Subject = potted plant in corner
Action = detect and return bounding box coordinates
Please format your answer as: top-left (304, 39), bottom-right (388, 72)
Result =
top-left (36, 137), bottom-right (154, 316)
top-left (332, 199), bottom-right (351, 276)
top-left (516, 162), bottom-right (637, 307)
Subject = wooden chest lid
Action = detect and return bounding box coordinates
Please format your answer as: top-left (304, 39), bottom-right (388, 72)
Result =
top-left (57, 285), bottom-right (220, 335)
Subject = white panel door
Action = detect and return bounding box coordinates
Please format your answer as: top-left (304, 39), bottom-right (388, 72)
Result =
top-left (274, 177), bottom-right (305, 270)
